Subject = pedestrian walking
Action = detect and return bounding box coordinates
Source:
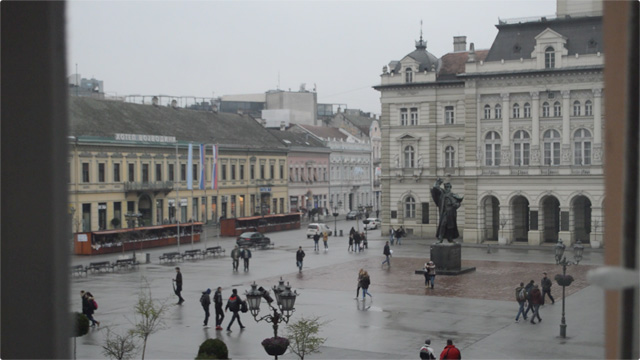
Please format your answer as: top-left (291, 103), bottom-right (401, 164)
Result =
top-left (541, 272), bottom-right (555, 305)
top-left (322, 231), bottom-right (329, 251)
top-left (395, 226), bottom-right (405, 245)
top-left (214, 287), bottom-right (225, 330)
top-left (225, 289), bottom-right (245, 332)
top-left (389, 227), bottom-right (395, 245)
top-left (360, 271), bottom-right (372, 300)
top-left (514, 282), bottom-right (528, 322)
top-left (361, 232), bottom-right (368, 250)
top-left (231, 245), bottom-right (240, 271)
top-left (382, 241), bottom-right (391, 267)
top-left (173, 267), bottom-right (185, 305)
top-left (81, 291), bottom-right (100, 327)
top-left (296, 246), bottom-right (306, 272)
top-left (200, 288), bottom-right (211, 328)
top-left (241, 246), bottom-right (252, 271)
top-left (354, 231), bottom-right (361, 252)
top-left (355, 268), bottom-right (365, 299)
top-left (424, 261), bottom-right (436, 289)
top-left (529, 284), bottom-right (543, 324)
top-left (523, 280), bottom-right (535, 318)
top-left (439, 339), bottom-right (461, 359)
top-left (313, 232), bottom-right (320, 251)
top-left (348, 233), bottom-right (354, 252)
top-left (419, 339), bottom-right (436, 360)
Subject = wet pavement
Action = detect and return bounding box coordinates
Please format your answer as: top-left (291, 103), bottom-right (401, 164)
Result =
top-left (71, 220), bottom-right (606, 359)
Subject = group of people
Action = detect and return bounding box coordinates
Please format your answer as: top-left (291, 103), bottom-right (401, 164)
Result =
top-left (348, 227), bottom-right (368, 252)
top-left (514, 272), bottom-right (555, 324)
top-left (230, 245), bottom-right (252, 272)
top-left (420, 339), bottom-right (461, 360)
top-left (423, 260), bottom-right (437, 289)
top-left (80, 290), bottom-right (100, 327)
top-left (199, 287), bottom-right (246, 331)
top-left (311, 231), bottom-right (329, 252)
top-left (355, 268), bottom-right (373, 300)
top-left (389, 226), bottom-right (405, 245)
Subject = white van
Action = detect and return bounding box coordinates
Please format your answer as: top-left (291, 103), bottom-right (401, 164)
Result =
top-left (306, 223), bottom-right (332, 238)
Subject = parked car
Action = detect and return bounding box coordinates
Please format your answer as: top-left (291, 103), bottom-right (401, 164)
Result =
top-left (364, 218), bottom-right (381, 230)
top-left (236, 232), bottom-right (271, 248)
top-left (306, 223), bottom-right (332, 238)
top-left (346, 210), bottom-right (363, 220)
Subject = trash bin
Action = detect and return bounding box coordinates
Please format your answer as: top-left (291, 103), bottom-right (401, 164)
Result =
top-left (146, 253), bottom-right (151, 264)
top-left (339, 229), bottom-right (343, 237)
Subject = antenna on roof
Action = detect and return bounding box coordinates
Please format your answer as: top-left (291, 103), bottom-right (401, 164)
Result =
top-left (420, 19), bottom-right (423, 41)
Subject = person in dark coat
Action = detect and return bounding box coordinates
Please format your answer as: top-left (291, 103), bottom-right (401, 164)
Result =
top-left (214, 287), bottom-right (224, 330)
top-left (225, 289), bottom-right (245, 332)
top-left (431, 178), bottom-right (463, 244)
top-left (231, 245), bottom-right (240, 271)
top-left (523, 280), bottom-right (535, 318)
top-left (81, 290), bottom-right (100, 327)
top-left (313, 232), bottom-right (320, 251)
top-left (382, 241), bottom-right (391, 268)
top-left (354, 231), bottom-right (361, 252)
top-left (296, 246), bottom-right (306, 272)
top-left (360, 271), bottom-right (372, 300)
top-left (348, 233), bottom-right (354, 252)
top-left (541, 272), bottom-right (555, 305)
top-left (200, 288), bottom-right (211, 328)
top-left (515, 282), bottom-right (528, 322)
top-left (240, 247), bottom-right (251, 271)
top-left (439, 339), bottom-right (461, 359)
top-left (173, 267), bottom-right (184, 305)
top-left (395, 226), bottom-right (404, 245)
top-left (529, 285), bottom-right (543, 324)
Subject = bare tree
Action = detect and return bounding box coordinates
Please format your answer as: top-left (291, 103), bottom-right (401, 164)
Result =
top-left (130, 281), bottom-right (168, 360)
top-left (285, 316), bottom-right (328, 360)
top-left (102, 327), bottom-right (138, 360)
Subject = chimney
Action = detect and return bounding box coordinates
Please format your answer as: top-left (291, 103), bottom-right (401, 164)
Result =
top-left (467, 43), bottom-right (476, 62)
top-left (280, 121), bottom-right (286, 131)
top-left (152, 96), bottom-right (159, 106)
top-left (453, 36), bottom-right (467, 52)
top-left (171, 99), bottom-right (178, 108)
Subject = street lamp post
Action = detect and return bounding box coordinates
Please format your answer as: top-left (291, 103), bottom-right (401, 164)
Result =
top-left (245, 278), bottom-right (299, 359)
top-left (330, 200), bottom-right (342, 237)
top-left (554, 239), bottom-right (584, 338)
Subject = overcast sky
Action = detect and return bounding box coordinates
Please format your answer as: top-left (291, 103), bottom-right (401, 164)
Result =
top-left (66, 0), bottom-right (556, 115)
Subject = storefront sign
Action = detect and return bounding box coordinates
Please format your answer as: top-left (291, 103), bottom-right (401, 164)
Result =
top-left (180, 198), bottom-right (188, 206)
top-left (77, 234), bottom-right (88, 242)
top-left (115, 133), bottom-right (176, 143)
top-left (260, 187), bottom-right (271, 193)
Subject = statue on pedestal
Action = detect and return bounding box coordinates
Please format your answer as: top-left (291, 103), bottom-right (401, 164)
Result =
top-left (431, 178), bottom-right (463, 244)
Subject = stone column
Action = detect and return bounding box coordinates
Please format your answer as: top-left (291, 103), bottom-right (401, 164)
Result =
top-left (592, 88), bottom-right (603, 164)
top-left (561, 90), bottom-right (571, 165)
top-left (531, 92), bottom-right (541, 165)
top-left (501, 93), bottom-right (511, 165)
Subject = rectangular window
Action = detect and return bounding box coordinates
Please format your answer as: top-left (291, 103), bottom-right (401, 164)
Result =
top-left (113, 202), bottom-right (121, 228)
top-left (573, 104), bottom-right (581, 116)
top-left (544, 142), bottom-right (561, 165)
top-left (156, 163), bottom-right (162, 181)
top-left (400, 108), bottom-right (408, 126)
top-left (82, 203), bottom-right (91, 232)
top-left (221, 164), bottom-right (227, 180)
top-left (250, 164), bottom-right (255, 180)
top-left (585, 102), bottom-right (593, 116)
top-left (484, 106), bottom-right (491, 119)
top-left (113, 163), bottom-right (121, 182)
top-left (270, 164), bottom-right (275, 179)
top-left (169, 164), bottom-right (174, 181)
top-left (142, 164), bottom-right (149, 183)
top-left (82, 163), bottom-right (90, 183)
top-left (495, 106), bottom-right (502, 119)
top-left (524, 105), bottom-right (531, 118)
top-left (192, 164), bottom-right (198, 181)
top-left (445, 106), bottom-right (454, 124)
top-left (181, 164), bottom-right (186, 181)
top-left (410, 108), bottom-right (418, 125)
top-left (231, 164), bottom-right (236, 180)
top-left (128, 163), bottom-right (135, 182)
top-left (260, 164), bottom-right (265, 179)
top-left (98, 163), bottom-right (105, 182)
top-left (554, 104), bottom-right (562, 117)
top-left (513, 106), bottom-right (520, 118)
top-left (421, 203), bottom-right (429, 224)
top-left (239, 164), bottom-right (245, 180)
top-left (280, 165), bottom-right (284, 179)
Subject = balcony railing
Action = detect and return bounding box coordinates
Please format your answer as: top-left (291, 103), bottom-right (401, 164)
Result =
top-left (124, 181), bottom-right (174, 192)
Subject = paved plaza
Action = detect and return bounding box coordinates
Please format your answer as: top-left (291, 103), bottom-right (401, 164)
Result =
top-left (71, 220), bottom-right (606, 359)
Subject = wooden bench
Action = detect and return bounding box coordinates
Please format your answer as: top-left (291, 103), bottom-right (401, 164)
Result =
top-left (113, 258), bottom-right (140, 270)
top-left (70, 264), bottom-right (86, 276)
top-left (204, 246), bottom-right (225, 257)
top-left (85, 261), bottom-right (113, 273)
top-left (182, 249), bottom-right (204, 260)
top-left (159, 252), bottom-right (183, 263)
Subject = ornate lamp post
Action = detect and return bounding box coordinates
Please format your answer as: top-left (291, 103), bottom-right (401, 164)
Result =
top-left (554, 239), bottom-right (584, 338)
top-left (330, 200), bottom-right (342, 236)
top-left (245, 278), bottom-right (299, 359)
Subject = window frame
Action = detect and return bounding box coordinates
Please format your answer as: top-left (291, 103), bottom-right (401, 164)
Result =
top-left (444, 106), bottom-right (455, 124)
top-left (513, 130), bottom-right (531, 166)
top-left (445, 145), bottom-right (455, 168)
top-left (553, 101), bottom-right (562, 117)
top-left (573, 100), bottom-right (581, 116)
top-left (585, 100), bottom-right (593, 116)
top-left (404, 196), bottom-right (416, 219)
top-left (542, 102), bottom-right (550, 117)
top-left (484, 131), bottom-right (501, 166)
top-left (495, 104), bottom-right (502, 119)
top-left (543, 129), bottom-right (561, 165)
top-left (574, 128), bottom-right (592, 165)
top-left (523, 103), bottom-right (531, 118)
top-left (512, 103), bottom-right (520, 119)
top-left (484, 104), bottom-right (491, 119)
top-left (403, 145), bottom-right (415, 168)
top-left (405, 68), bottom-right (413, 83)
top-left (545, 46), bottom-right (555, 69)
top-left (400, 108), bottom-right (408, 126)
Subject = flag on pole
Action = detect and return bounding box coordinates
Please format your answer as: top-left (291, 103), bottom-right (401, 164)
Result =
top-left (199, 144), bottom-right (205, 190)
top-left (211, 145), bottom-right (218, 190)
top-left (187, 143), bottom-right (193, 190)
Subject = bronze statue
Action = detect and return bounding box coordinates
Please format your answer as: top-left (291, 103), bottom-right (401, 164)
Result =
top-left (431, 178), bottom-right (463, 243)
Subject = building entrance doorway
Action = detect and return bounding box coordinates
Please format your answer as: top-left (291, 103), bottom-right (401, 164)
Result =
top-left (138, 194), bottom-right (152, 226)
top-left (542, 196), bottom-right (560, 242)
top-left (482, 196), bottom-right (500, 241)
top-left (512, 196), bottom-right (530, 242)
top-left (572, 195), bottom-right (592, 243)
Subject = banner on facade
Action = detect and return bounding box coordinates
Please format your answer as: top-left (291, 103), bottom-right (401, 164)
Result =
top-left (199, 144), bottom-right (205, 190)
top-left (187, 143), bottom-right (193, 190)
top-left (211, 144), bottom-right (218, 190)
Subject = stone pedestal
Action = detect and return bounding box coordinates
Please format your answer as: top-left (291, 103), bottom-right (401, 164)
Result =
top-left (429, 243), bottom-right (475, 275)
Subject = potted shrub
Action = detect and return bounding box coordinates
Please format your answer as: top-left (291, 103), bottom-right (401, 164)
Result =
top-left (111, 217), bottom-right (121, 229)
top-left (196, 338), bottom-right (228, 359)
top-left (555, 274), bottom-right (575, 286)
top-left (261, 336), bottom-right (289, 356)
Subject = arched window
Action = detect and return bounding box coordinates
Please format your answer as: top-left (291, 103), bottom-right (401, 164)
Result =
top-left (545, 46), bottom-right (555, 68)
top-left (495, 104), bottom-right (502, 119)
top-left (543, 129), bottom-right (561, 165)
top-left (485, 131), bottom-right (501, 166)
top-left (553, 101), bottom-right (562, 117)
top-left (585, 100), bottom-right (593, 116)
top-left (523, 102), bottom-right (531, 118)
top-left (404, 196), bottom-right (416, 218)
top-left (512, 103), bottom-right (520, 118)
top-left (542, 102), bottom-right (550, 117)
top-left (513, 130), bottom-right (530, 166)
top-left (574, 128), bottom-right (592, 165)
top-left (405, 68), bottom-right (413, 83)
top-left (484, 104), bottom-right (491, 119)
top-left (404, 145), bottom-right (415, 168)
top-left (573, 100), bottom-right (581, 116)
top-left (445, 146), bottom-right (455, 168)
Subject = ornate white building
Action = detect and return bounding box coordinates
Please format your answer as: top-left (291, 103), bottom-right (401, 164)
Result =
top-left (375, 9), bottom-right (604, 246)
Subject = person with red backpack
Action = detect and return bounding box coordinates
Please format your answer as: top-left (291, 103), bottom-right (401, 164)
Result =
top-left (439, 339), bottom-right (461, 359)
top-left (225, 289), bottom-right (245, 332)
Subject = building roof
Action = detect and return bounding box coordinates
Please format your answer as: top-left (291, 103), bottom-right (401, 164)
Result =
top-left (220, 93), bottom-right (266, 102)
top-left (293, 124), bottom-right (348, 141)
top-left (485, 15), bottom-right (603, 62)
top-left (68, 97), bottom-right (286, 151)
top-left (267, 129), bottom-right (328, 150)
top-left (391, 37), bottom-right (440, 73)
top-left (341, 114), bottom-right (375, 136)
top-left (438, 49), bottom-right (489, 80)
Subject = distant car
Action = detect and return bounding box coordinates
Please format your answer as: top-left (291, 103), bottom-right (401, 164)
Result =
top-left (364, 218), bottom-right (381, 230)
top-left (236, 232), bottom-right (271, 248)
top-left (306, 223), bottom-right (332, 238)
top-left (346, 210), bottom-right (362, 220)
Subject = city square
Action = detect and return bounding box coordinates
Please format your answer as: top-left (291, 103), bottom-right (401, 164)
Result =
top-left (71, 220), bottom-right (605, 359)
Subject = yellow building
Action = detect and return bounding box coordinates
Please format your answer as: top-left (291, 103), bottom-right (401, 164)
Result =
top-left (68, 97), bottom-right (288, 232)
